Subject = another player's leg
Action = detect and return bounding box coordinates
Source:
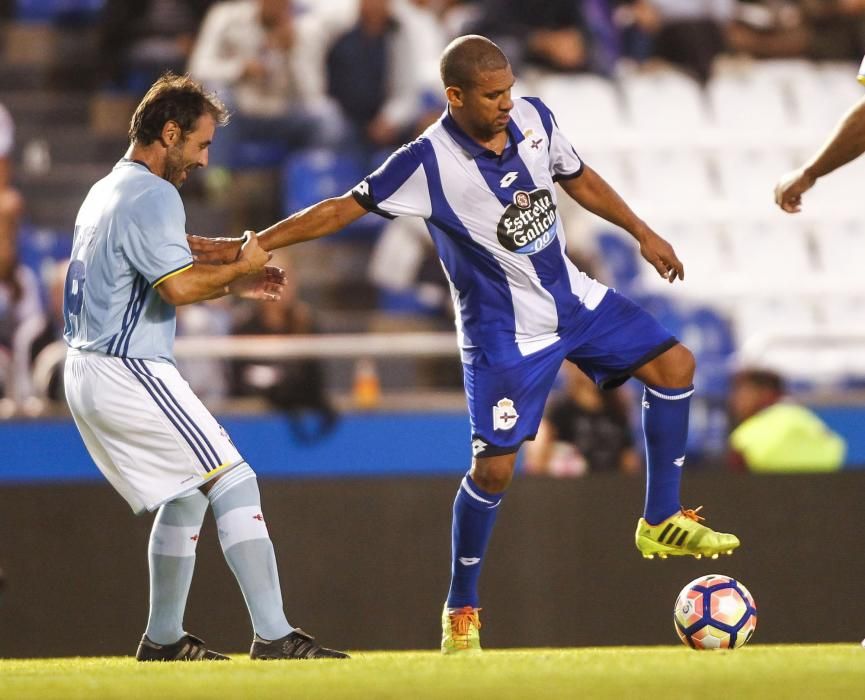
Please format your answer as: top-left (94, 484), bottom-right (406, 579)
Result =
top-left (137, 490), bottom-right (229, 661)
top-left (633, 344), bottom-right (739, 559)
top-left (442, 452), bottom-right (514, 654)
top-left (203, 463), bottom-right (348, 659)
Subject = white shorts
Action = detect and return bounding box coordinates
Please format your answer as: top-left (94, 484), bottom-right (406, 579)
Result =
top-left (64, 350), bottom-right (243, 514)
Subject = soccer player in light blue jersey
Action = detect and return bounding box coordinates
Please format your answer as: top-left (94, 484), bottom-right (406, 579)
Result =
top-left (197, 35), bottom-right (741, 653)
top-left (64, 73), bottom-right (348, 661)
top-left (775, 57), bottom-right (865, 649)
top-left (775, 58), bottom-right (865, 212)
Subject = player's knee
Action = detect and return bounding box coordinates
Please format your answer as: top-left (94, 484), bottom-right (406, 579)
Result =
top-left (665, 343), bottom-right (696, 386)
top-left (471, 455), bottom-right (516, 493)
top-left (642, 343), bottom-right (696, 388)
top-left (678, 344), bottom-right (697, 384)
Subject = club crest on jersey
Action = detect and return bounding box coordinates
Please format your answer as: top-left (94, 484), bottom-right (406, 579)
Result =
top-left (514, 191), bottom-right (531, 209)
top-left (496, 188), bottom-right (557, 255)
top-left (493, 398), bottom-right (519, 431)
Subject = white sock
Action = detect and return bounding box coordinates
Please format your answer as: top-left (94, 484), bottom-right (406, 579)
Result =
top-left (144, 491), bottom-right (208, 645)
top-left (208, 464), bottom-right (293, 641)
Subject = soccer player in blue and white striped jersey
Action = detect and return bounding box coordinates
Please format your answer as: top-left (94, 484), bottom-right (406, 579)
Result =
top-left (199, 35), bottom-right (741, 653)
top-left (63, 73), bottom-right (347, 661)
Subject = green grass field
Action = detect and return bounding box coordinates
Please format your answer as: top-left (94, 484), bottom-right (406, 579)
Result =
top-left (1, 645), bottom-right (863, 700)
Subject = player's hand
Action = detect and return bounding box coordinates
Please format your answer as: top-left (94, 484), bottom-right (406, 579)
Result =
top-left (638, 229), bottom-right (684, 284)
top-left (229, 265), bottom-right (286, 301)
top-left (238, 231), bottom-right (271, 273)
top-left (774, 167), bottom-right (816, 214)
top-left (188, 234), bottom-right (244, 264)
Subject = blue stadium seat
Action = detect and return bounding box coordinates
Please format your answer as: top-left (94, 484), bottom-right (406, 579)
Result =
top-left (230, 140), bottom-right (290, 171)
top-left (18, 224), bottom-right (72, 273)
top-left (17, 224), bottom-right (73, 308)
top-left (633, 292), bottom-right (685, 339)
top-left (377, 289), bottom-right (439, 315)
top-left (680, 306), bottom-right (735, 398)
top-left (595, 230), bottom-right (639, 294)
top-left (16, 0), bottom-right (103, 23)
top-left (281, 149), bottom-right (362, 210)
top-left (281, 149), bottom-right (383, 240)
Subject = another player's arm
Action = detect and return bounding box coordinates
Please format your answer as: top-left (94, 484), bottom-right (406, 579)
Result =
top-left (258, 194), bottom-right (367, 250)
top-left (559, 164), bottom-right (684, 283)
top-left (775, 95), bottom-right (865, 213)
top-left (186, 194), bottom-right (368, 262)
top-left (156, 232), bottom-right (270, 306)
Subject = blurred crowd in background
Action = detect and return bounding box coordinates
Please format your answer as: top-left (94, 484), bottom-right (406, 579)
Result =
top-left (1, 0), bottom-right (864, 473)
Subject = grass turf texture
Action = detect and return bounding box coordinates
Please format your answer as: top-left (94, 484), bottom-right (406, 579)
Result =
top-left (1, 645), bottom-right (862, 699)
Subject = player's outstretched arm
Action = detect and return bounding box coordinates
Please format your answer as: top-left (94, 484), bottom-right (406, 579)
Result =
top-left (187, 234), bottom-right (245, 264)
top-left (559, 165), bottom-right (684, 283)
top-left (256, 193), bottom-right (368, 251)
top-left (775, 95), bottom-right (865, 213)
top-left (186, 194), bottom-right (367, 262)
top-left (157, 231), bottom-right (270, 306)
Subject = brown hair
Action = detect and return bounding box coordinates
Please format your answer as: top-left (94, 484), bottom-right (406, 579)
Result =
top-left (440, 34), bottom-right (509, 89)
top-left (733, 368), bottom-right (785, 395)
top-left (128, 72), bottom-right (229, 145)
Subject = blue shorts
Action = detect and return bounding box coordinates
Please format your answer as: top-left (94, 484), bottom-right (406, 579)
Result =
top-left (464, 290), bottom-right (677, 457)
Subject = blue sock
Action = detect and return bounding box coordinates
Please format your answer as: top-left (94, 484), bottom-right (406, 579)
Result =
top-left (446, 473), bottom-right (504, 609)
top-left (642, 384), bottom-right (693, 524)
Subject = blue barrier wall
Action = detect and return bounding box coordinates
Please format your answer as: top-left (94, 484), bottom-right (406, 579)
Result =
top-left (812, 406), bottom-right (865, 466)
top-left (1, 406), bottom-right (862, 483)
top-left (0, 412), bottom-right (472, 483)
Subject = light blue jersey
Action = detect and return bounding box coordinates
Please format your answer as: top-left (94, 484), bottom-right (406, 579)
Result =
top-left (63, 159), bottom-right (193, 363)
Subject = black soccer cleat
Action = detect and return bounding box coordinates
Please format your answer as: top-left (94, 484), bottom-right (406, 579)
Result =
top-left (249, 628), bottom-right (350, 660)
top-left (136, 633), bottom-right (230, 661)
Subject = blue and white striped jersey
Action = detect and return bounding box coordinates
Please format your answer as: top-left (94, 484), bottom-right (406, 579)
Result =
top-left (352, 97), bottom-right (608, 366)
top-left (63, 159), bottom-right (193, 363)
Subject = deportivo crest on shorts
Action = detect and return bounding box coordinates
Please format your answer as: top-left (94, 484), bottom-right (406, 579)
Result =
top-left (493, 398), bottom-right (519, 431)
top-left (496, 188), bottom-right (557, 255)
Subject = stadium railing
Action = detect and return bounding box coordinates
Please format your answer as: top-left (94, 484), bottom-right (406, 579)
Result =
top-left (29, 332), bottom-right (462, 404)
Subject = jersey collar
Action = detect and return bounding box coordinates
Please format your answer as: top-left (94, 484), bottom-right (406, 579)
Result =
top-left (118, 157), bottom-right (153, 173)
top-left (441, 108), bottom-right (525, 159)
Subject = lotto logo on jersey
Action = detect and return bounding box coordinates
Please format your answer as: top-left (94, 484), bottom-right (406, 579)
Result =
top-left (493, 398), bottom-right (519, 431)
top-left (496, 188), bottom-right (557, 255)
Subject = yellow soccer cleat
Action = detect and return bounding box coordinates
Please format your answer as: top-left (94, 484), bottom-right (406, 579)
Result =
top-left (635, 506), bottom-right (740, 560)
top-left (441, 605), bottom-right (482, 655)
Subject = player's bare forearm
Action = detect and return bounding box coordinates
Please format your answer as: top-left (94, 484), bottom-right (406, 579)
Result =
top-left (187, 234), bottom-right (243, 264)
top-left (802, 95), bottom-right (865, 180)
top-left (560, 165), bottom-right (684, 282)
top-left (158, 232), bottom-right (269, 305)
top-left (559, 166), bottom-right (650, 243)
top-left (157, 258), bottom-right (256, 305)
top-left (257, 194), bottom-right (367, 251)
top-left (187, 195), bottom-right (367, 262)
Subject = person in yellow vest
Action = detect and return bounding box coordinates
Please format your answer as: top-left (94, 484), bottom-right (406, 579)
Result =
top-left (728, 368), bottom-right (846, 473)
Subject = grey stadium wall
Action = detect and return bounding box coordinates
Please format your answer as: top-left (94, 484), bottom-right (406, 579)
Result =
top-left (0, 471), bottom-right (862, 657)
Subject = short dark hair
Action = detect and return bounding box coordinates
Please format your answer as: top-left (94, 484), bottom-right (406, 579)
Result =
top-left (440, 34), bottom-right (509, 89)
top-left (128, 72), bottom-right (229, 145)
top-left (733, 368), bottom-right (785, 395)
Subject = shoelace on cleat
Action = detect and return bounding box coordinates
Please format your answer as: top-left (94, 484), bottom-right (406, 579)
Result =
top-left (449, 607), bottom-right (482, 638)
top-left (283, 630), bottom-right (321, 658)
top-left (680, 506), bottom-right (705, 523)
